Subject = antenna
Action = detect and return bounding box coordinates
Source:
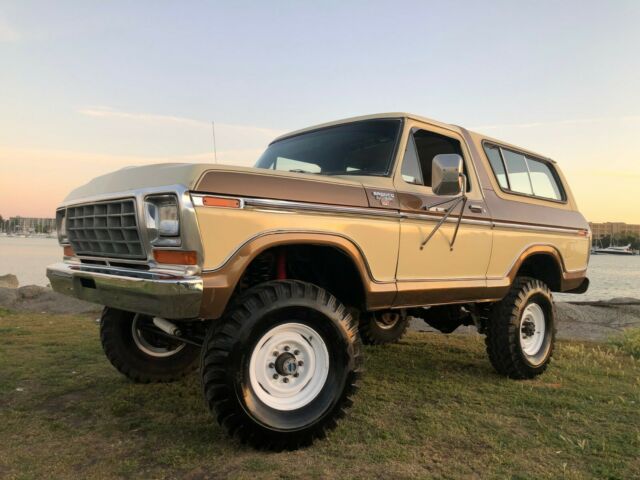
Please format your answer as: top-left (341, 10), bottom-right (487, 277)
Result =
top-left (211, 121), bottom-right (218, 164)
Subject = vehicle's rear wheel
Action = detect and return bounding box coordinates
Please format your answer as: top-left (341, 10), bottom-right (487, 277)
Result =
top-left (485, 277), bottom-right (556, 379)
top-left (201, 280), bottom-right (362, 450)
top-left (358, 310), bottom-right (409, 345)
top-left (100, 307), bottom-right (200, 383)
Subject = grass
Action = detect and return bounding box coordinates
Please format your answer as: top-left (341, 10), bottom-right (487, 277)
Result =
top-left (610, 328), bottom-right (640, 360)
top-left (0, 310), bottom-right (638, 480)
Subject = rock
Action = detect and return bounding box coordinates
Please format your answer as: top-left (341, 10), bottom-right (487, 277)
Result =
top-left (0, 285), bottom-right (101, 315)
top-left (0, 287), bottom-right (18, 306)
top-left (18, 285), bottom-right (48, 299)
top-left (0, 274), bottom-right (19, 288)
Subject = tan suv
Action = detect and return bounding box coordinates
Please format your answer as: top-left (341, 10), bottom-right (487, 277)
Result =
top-left (47, 113), bottom-right (590, 450)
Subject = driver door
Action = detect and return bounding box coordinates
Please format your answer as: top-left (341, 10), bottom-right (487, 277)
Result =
top-left (393, 122), bottom-right (493, 306)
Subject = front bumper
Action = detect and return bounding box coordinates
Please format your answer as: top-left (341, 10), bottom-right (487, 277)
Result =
top-left (46, 262), bottom-right (203, 319)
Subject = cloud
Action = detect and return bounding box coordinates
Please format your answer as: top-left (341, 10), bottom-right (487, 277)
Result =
top-left (77, 105), bottom-right (284, 137)
top-left (0, 15), bottom-right (19, 42)
top-left (471, 115), bottom-right (640, 131)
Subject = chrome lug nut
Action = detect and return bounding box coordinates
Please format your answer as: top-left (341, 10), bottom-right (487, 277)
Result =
top-left (298, 360), bottom-right (304, 366)
top-left (273, 373), bottom-right (279, 379)
top-left (284, 346), bottom-right (290, 352)
top-left (269, 362), bottom-right (275, 369)
top-left (293, 372), bottom-right (299, 378)
top-left (272, 351), bottom-right (279, 357)
top-left (283, 377), bottom-right (289, 383)
top-left (293, 349), bottom-right (300, 355)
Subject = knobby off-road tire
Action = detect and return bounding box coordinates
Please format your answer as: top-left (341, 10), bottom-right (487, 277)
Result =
top-left (201, 280), bottom-right (362, 451)
top-left (358, 310), bottom-right (409, 345)
top-left (100, 308), bottom-right (200, 383)
top-left (485, 277), bottom-right (556, 379)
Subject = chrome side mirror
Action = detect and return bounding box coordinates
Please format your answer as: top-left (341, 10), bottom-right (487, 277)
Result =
top-left (432, 154), bottom-right (464, 196)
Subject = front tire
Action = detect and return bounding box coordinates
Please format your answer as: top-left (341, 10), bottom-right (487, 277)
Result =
top-left (485, 277), bottom-right (556, 379)
top-left (201, 280), bottom-right (362, 450)
top-left (100, 308), bottom-right (200, 383)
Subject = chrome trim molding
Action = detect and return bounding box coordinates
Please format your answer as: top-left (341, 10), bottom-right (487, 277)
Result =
top-left (492, 221), bottom-right (584, 235)
top-left (192, 192), bottom-right (584, 235)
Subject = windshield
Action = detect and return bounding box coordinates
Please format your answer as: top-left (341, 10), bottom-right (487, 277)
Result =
top-left (254, 119), bottom-right (402, 176)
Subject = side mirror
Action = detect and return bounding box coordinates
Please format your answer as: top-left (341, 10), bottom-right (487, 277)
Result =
top-left (432, 154), bottom-right (464, 196)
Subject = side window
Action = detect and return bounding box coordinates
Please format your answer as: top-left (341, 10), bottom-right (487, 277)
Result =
top-left (483, 143), bottom-right (564, 201)
top-left (527, 158), bottom-right (562, 200)
top-left (401, 128), bottom-right (468, 191)
top-left (501, 150), bottom-right (533, 195)
top-left (484, 145), bottom-right (509, 189)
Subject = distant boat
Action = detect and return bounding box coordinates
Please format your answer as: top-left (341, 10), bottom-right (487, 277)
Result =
top-left (592, 244), bottom-right (636, 255)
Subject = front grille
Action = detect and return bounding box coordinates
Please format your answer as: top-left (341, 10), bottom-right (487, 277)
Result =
top-left (66, 199), bottom-right (145, 259)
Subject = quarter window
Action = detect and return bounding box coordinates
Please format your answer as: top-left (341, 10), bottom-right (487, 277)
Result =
top-left (483, 143), bottom-right (564, 201)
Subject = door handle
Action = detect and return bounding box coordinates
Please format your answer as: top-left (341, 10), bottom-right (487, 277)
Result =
top-left (468, 204), bottom-right (484, 213)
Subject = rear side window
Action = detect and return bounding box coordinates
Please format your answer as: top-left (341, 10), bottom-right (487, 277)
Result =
top-left (483, 143), bottom-right (564, 201)
top-left (527, 158), bottom-right (562, 200)
top-left (502, 150), bottom-right (533, 195)
top-left (484, 145), bottom-right (508, 189)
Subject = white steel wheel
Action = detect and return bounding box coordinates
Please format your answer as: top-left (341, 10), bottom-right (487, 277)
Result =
top-left (519, 303), bottom-right (546, 357)
top-left (131, 314), bottom-right (185, 358)
top-left (249, 322), bottom-right (330, 411)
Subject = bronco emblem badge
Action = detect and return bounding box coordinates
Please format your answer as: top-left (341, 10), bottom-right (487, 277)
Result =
top-left (372, 191), bottom-right (395, 206)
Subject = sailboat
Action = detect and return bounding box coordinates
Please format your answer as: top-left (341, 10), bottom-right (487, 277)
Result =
top-left (592, 243), bottom-right (636, 255)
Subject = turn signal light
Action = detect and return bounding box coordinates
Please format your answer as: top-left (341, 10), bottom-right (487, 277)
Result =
top-left (153, 249), bottom-right (198, 265)
top-left (202, 196), bottom-right (241, 208)
top-left (63, 245), bottom-right (74, 257)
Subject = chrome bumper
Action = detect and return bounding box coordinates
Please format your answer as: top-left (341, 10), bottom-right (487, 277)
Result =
top-left (46, 262), bottom-right (203, 319)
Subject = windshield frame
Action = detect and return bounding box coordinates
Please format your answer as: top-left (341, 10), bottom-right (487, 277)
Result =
top-left (256, 117), bottom-right (405, 178)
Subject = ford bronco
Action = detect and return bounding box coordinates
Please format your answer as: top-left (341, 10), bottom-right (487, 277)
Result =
top-left (47, 113), bottom-right (590, 450)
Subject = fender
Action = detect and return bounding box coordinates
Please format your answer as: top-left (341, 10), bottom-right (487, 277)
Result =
top-left (199, 231), bottom-right (397, 319)
top-left (503, 244), bottom-right (587, 292)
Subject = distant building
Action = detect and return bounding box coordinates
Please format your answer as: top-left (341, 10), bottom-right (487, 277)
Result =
top-left (589, 222), bottom-right (640, 239)
top-left (2, 216), bottom-right (56, 234)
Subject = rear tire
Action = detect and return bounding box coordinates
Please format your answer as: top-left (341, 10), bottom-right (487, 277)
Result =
top-left (485, 277), bottom-right (556, 379)
top-left (200, 280), bottom-right (362, 450)
top-left (100, 308), bottom-right (200, 383)
top-left (358, 310), bottom-right (409, 345)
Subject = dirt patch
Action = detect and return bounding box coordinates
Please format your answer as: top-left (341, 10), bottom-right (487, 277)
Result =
top-left (0, 285), bottom-right (100, 315)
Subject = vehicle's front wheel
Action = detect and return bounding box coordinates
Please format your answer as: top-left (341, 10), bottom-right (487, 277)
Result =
top-left (485, 277), bottom-right (556, 379)
top-left (201, 280), bottom-right (362, 450)
top-left (100, 308), bottom-right (200, 383)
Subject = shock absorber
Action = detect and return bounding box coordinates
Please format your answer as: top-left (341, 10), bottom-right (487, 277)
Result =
top-left (276, 248), bottom-right (287, 280)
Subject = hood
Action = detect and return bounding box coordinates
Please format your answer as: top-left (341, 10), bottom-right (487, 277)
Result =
top-left (63, 163), bottom-right (377, 208)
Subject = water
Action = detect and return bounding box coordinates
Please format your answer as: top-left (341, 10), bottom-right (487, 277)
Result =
top-left (0, 237), bottom-right (638, 301)
top-left (0, 236), bottom-right (62, 286)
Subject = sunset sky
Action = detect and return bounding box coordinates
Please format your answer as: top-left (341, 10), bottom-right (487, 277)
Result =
top-left (1, 1), bottom-right (639, 222)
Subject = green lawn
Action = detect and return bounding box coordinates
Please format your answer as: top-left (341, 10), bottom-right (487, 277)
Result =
top-left (0, 308), bottom-right (638, 479)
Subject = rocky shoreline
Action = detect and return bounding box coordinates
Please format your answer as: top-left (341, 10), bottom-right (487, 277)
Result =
top-left (1, 273), bottom-right (638, 342)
